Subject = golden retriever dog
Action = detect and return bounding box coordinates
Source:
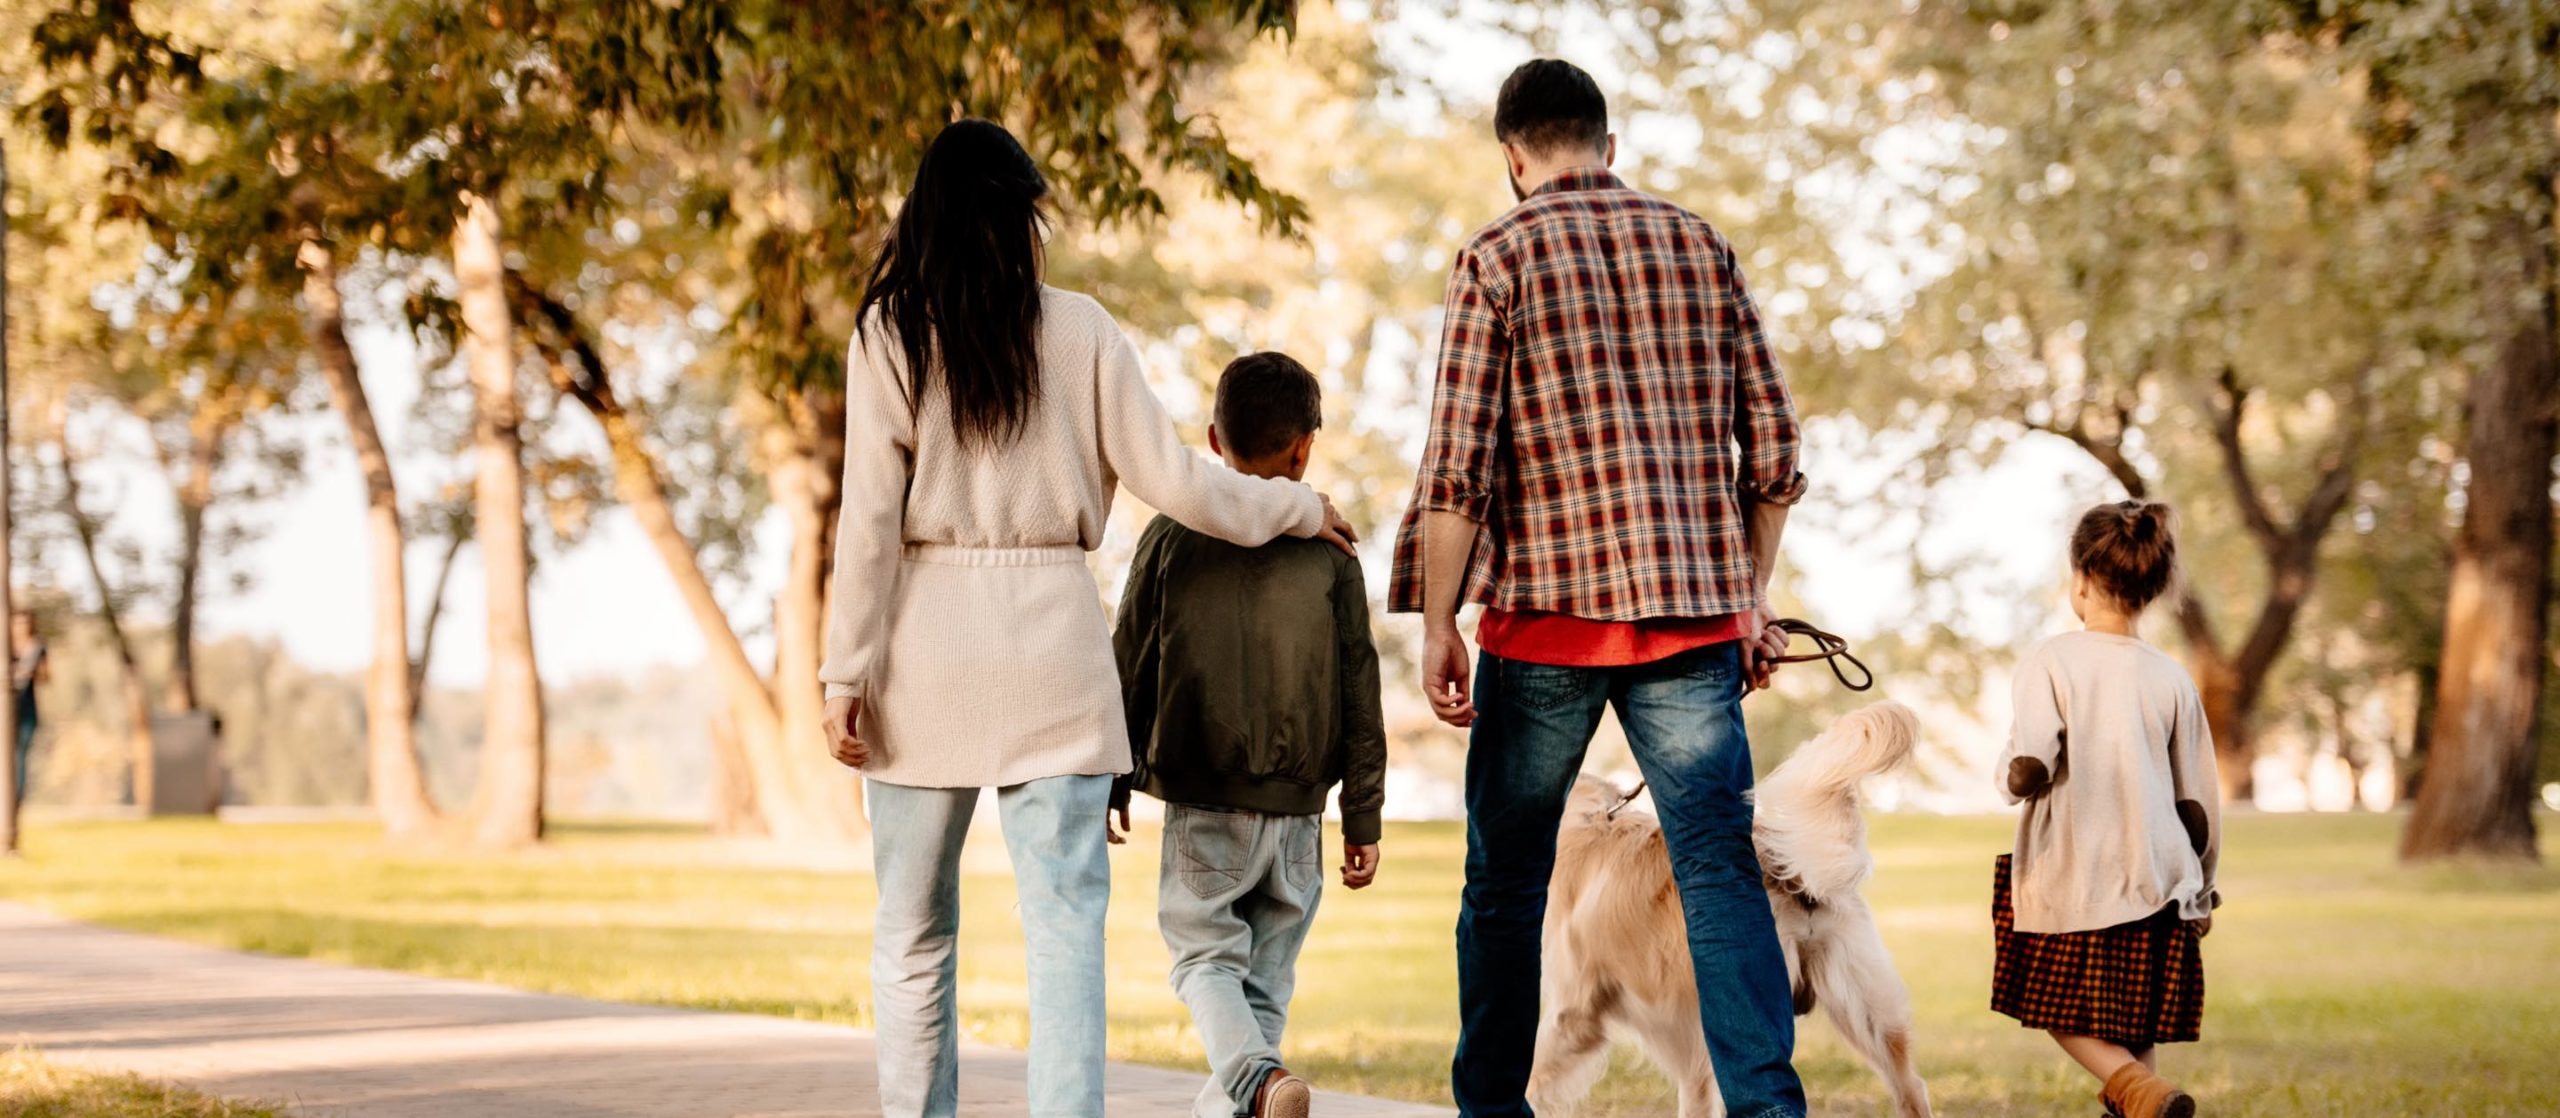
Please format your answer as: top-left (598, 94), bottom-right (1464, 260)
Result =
top-left (1527, 701), bottom-right (1933, 1118)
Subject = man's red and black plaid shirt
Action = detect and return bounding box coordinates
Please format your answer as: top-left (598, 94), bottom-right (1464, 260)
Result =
top-left (1388, 167), bottom-right (1808, 621)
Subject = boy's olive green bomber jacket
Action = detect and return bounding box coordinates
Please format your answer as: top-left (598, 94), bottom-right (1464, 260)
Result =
top-left (1110, 515), bottom-right (1388, 845)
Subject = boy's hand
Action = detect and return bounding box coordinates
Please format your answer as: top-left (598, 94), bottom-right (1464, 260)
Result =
top-left (1106, 804), bottom-right (1132, 846)
top-left (824, 696), bottom-right (867, 769)
top-left (1342, 843), bottom-right (1381, 889)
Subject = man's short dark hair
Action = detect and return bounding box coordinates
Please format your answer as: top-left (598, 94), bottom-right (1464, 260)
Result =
top-left (1214, 351), bottom-right (1322, 460)
top-left (1495, 59), bottom-right (1608, 156)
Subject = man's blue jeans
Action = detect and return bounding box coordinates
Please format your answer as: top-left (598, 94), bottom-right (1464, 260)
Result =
top-left (868, 775), bottom-right (1112, 1118)
top-left (1451, 641), bottom-right (1806, 1118)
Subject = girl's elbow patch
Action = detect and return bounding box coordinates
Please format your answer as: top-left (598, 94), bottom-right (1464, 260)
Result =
top-left (2005, 756), bottom-right (2052, 798)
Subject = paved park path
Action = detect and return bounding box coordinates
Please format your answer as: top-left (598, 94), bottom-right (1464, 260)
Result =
top-left (0, 903), bottom-right (1451, 1117)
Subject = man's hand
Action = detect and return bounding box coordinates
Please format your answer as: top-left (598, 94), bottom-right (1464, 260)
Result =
top-left (1342, 843), bottom-right (1381, 889)
top-left (1738, 601), bottom-right (1786, 691)
top-left (824, 695), bottom-right (868, 769)
top-left (1106, 803), bottom-right (1133, 845)
top-left (1313, 494), bottom-right (1361, 557)
top-left (2189, 914), bottom-right (2213, 938)
top-left (1422, 620), bottom-right (1476, 727)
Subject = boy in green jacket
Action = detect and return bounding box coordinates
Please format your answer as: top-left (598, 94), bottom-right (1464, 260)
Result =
top-left (1109, 350), bottom-right (1389, 1118)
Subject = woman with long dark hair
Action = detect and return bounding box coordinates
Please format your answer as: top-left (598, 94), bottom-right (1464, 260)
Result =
top-left (819, 119), bottom-right (1355, 1118)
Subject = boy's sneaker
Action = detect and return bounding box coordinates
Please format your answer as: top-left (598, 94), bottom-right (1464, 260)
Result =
top-left (1255, 1068), bottom-right (1312, 1118)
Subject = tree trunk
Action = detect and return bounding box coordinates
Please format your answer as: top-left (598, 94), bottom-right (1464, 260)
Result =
top-left (2191, 649), bottom-right (2254, 803)
top-left (581, 378), bottom-right (812, 835)
top-left (451, 196), bottom-right (545, 847)
top-left (164, 410), bottom-right (229, 715)
top-left (2402, 204), bottom-right (2558, 864)
top-left (55, 422), bottom-right (156, 811)
top-left (1, 138), bottom-right (18, 853)
top-left (299, 240), bottom-right (438, 836)
top-left (2403, 659), bottom-right (2440, 803)
top-left (763, 386), bottom-right (867, 838)
top-left (408, 529), bottom-right (467, 723)
top-left (705, 711), bottom-right (764, 837)
top-left (513, 279), bottom-right (846, 841)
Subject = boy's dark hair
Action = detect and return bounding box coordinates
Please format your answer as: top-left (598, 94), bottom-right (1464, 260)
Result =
top-left (1214, 351), bottom-right (1322, 461)
top-left (2070, 500), bottom-right (2180, 612)
top-left (1495, 59), bottom-right (1609, 156)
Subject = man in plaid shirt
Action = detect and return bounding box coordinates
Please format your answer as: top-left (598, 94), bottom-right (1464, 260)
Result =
top-left (1388, 59), bottom-right (1809, 1118)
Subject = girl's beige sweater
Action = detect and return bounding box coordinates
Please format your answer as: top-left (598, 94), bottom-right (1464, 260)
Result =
top-left (1998, 630), bottom-right (2223, 934)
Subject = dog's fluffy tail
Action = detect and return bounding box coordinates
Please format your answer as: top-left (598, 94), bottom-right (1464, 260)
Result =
top-left (1754, 701), bottom-right (1919, 901)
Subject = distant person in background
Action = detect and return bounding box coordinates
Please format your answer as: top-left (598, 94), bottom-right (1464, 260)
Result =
top-left (1994, 500), bottom-right (2219, 1118)
top-left (817, 120), bottom-right (1357, 1118)
top-left (11, 610), bottom-right (46, 816)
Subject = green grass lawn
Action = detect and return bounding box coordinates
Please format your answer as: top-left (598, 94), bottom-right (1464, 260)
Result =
top-left (0, 1050), bottom-right (282, 1117)
top-left (1, 812), bottom-right (2554, 1115)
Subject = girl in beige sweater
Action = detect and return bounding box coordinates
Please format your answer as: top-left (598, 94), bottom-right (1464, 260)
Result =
top-left (1993, 500), bottom-right (2220, 1118)
top-left (815, 120), bottom-right (1354, 1118)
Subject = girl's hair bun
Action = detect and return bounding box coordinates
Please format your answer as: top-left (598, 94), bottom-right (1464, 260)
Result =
top-left (2071, 500), bottom-right (2179, 611)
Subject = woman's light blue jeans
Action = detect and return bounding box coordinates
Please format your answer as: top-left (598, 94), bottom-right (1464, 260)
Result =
top-left (868, 774), bottom-right (1113, 1118)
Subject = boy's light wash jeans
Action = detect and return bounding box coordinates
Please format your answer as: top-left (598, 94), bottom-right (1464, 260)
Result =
top-left (868, 775), bottom-right (1112, 1118)
top-left (1156, 803), bottom-right (1325, 1118)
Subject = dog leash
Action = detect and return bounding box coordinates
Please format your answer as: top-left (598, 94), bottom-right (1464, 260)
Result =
top-left (1603, 619), bottom-right (1872, 820)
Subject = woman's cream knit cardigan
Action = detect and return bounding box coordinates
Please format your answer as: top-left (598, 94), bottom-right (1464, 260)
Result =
top-left (818, 288), bottom-right (1326, 788)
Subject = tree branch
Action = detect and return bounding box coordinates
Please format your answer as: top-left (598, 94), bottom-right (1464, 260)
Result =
top-left (2208, 365), bottom-right (2285, 552)
top-left (504, 271), bottom-right (620, 420)
top-left (2232, 368), bottom-right (2372, 681)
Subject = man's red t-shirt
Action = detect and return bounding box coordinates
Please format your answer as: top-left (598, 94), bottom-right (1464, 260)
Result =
top-left (1477, 609), bottom-right (1746, 668)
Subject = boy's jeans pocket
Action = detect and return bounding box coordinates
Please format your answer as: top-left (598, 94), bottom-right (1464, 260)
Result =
top-left (1171, 804), bottom-right (1255, 899)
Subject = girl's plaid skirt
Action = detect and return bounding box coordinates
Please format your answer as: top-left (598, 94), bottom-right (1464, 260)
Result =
top-left (1991, 853), bottom-right (2204, 1048)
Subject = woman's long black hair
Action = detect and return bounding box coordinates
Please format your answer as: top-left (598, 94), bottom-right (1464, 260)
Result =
top-left (857, 119), bottom-right (1050, 450)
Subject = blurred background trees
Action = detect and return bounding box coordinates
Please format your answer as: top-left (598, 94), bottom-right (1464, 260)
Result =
top-left (0, 0), bottom-right (2549, 860)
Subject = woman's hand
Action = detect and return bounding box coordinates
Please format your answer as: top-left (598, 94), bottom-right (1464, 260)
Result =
top-left (824, 696), bottom-right (868, 769)
top-left (1314, 494), bottom-right (1361, 557)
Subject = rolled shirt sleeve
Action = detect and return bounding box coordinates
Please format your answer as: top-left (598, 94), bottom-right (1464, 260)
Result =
top-left (1414, 245), bottom-right (1510, 521)
top-left (1721, 240), bottom-right (1807, 507)
top-left (1387, 244), bottom-right (1509, 614)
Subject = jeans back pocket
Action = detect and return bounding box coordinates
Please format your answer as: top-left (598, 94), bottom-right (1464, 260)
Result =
top-left (1282, 817), bottom-right (1321, 893)
top-left (1505, 658), bottom-right (1596, 712)
top-left (1172, 806), bottom-right (1254, 899)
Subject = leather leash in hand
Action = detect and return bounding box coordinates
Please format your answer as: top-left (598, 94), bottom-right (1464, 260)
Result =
top-left (1604, 618), bottom-right (1873, 820)
top-left (1763, 617), bottom-right (1874, 693)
